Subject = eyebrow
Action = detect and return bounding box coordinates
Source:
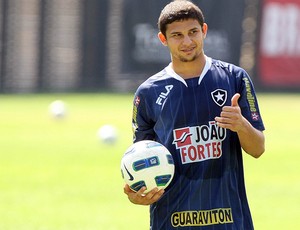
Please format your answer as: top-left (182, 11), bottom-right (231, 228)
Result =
top-left (169, 27), bottom-right (200, 34)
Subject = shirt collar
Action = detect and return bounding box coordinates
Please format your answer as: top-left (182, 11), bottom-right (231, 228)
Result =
top-left (165, 56), bottom-right (212, 87)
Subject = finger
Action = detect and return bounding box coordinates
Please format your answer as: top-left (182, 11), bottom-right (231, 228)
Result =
top-left (136, 186), bottom-right (147, 196)
top-left (144, 187), bottom-right (159, 198)
top-left (132, 187), bottom-right (158, 205)
top-left (130, 187), bottom-right (147, 204)
top-left (220, 110), bottom-right (240, 120)
top-left (215, 116), bottom-right (232, 124)
top-left (231, 93), bottom-right (240, 107)
top-left (123, 184), bottom-right (132, 194)
top-left (221, 106), bottom-right (235, 112)
top-left (220, 111), bottom-right (232, 118)
top-left (146, 188), bottom-right (164, 202)
top-left (153, 189), bottom-right (165, 199)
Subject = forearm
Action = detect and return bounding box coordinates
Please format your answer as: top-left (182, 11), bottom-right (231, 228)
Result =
top-left (237, 117), bottom-right (265, 158)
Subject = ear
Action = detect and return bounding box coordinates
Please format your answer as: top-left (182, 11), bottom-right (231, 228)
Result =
top-left (202, 23), bottom-right (208, 39)
top-left (158, 32), bottom-right (168, 46)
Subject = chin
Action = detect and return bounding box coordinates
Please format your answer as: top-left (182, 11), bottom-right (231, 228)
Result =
top-left (180, 56), bottom-right (197, 62)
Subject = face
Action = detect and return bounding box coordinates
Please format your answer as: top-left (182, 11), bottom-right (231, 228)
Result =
top-left (158, 19), bottom-right (207, 63)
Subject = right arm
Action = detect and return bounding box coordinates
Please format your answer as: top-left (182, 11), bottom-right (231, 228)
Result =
top-left (124, 92), bottom-right (164, 205)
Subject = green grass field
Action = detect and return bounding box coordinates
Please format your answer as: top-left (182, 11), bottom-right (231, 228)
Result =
top-left (0, 93), bottom-right (299, 229)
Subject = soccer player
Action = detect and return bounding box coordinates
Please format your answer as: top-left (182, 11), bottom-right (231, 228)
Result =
top-left (124, 0), bottom-right (265, 229)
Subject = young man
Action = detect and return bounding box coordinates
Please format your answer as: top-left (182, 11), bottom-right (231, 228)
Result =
top-left (124, 0), bottom-right (265, 229)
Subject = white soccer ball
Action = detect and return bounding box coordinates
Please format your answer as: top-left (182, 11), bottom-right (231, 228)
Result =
top-left (97, 125), bottom-right (117, 144)
top-left (49, 100), bottom-right (66, 118)
top-left (121, 140), bottom-right (175, 193)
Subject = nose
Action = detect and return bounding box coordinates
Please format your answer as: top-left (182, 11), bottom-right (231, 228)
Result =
top-left (182, 35), bottom-right (192, 45)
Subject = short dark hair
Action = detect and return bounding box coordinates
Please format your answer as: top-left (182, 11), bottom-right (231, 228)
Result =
top-left (158, 0), bottom-right (205, 37)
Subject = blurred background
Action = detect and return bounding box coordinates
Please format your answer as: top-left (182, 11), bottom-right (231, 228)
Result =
top-left (0, 0), bottom-right (300, 229)
top-left (0, 0), bottom-right (299, 94)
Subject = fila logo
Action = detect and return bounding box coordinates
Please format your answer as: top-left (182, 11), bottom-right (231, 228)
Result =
top-left (156, 85), bottom-right (173, 105)
top-left (211, 89), bottom-right (227, 107)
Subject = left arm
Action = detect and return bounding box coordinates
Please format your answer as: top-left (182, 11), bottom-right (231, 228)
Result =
top-left (215, 93), bottom-right (265, 158)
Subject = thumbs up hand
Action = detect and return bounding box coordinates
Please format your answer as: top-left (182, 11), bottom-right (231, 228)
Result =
top-left (215, 93), bottom-right (265, 157)
top-left (215, 93), bottom-right (245, 132)
top-left (231, 93), bottom-right (240, 107)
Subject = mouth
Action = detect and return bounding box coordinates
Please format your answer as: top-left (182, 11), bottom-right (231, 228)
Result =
top-left (181, 46), bottom-right (195, 54)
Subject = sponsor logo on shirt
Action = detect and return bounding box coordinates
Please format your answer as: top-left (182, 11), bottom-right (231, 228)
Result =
top-left (156, 85), bottom-right (173, 106)
top-left (132, 96), bottom-right (140, 139)
top-left (243, 77), bottom-right (261, 121)
top-left (171, 208), bottom-right (233, 227)
top-left (172, 121), bottom-right (226, 164)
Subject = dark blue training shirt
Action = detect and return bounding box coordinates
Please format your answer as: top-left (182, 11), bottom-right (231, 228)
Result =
top-left (132, 56), bottom-right (265, 229)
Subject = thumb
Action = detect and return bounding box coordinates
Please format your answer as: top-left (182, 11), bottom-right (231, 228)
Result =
top-left (231, 93), bottom-right (240, 107)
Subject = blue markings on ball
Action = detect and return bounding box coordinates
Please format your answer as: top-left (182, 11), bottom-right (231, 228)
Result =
top-left (166, 154), bottom-right (174, 165)
top-left (133, 156), bottom-right (160, 171)
top-left (130, 180), bottom-right (146, 192)
top-left (130, 175), bottom-right (172, 192)
top-left (155, 175), bottom-right (172, 186)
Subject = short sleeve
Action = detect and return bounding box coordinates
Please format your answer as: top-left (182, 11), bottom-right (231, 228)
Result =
top-left (238, 71), bottom-right (265, 131)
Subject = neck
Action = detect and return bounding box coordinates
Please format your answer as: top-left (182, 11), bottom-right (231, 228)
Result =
top-left (171, 55), bottom-right (206, 79)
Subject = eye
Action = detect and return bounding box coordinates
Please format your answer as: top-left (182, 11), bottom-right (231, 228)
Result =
top-left (171, 33), bottom-right (182, 38)
top-left (189, 29), bottom-right (199, 36)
